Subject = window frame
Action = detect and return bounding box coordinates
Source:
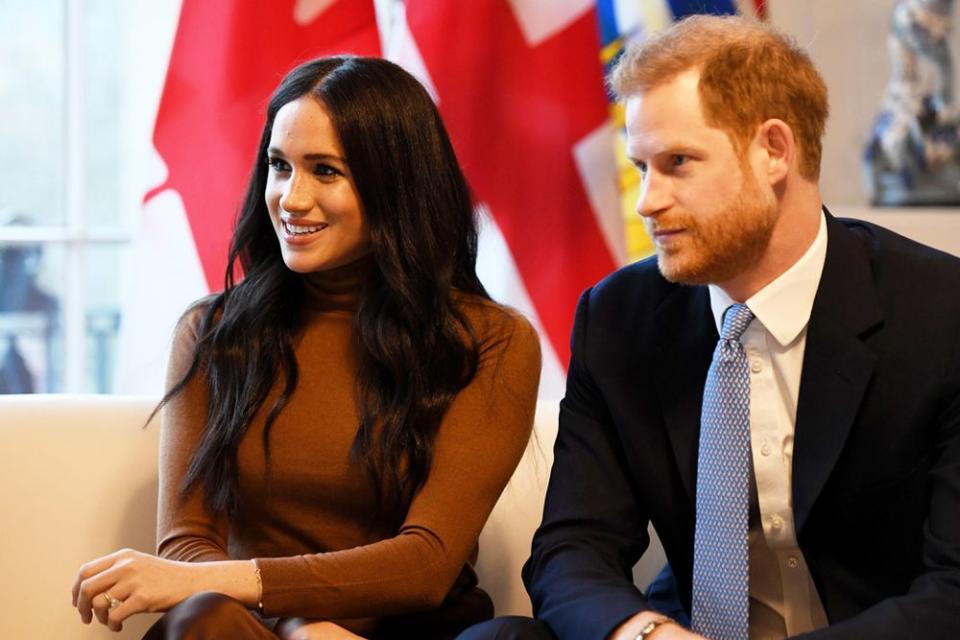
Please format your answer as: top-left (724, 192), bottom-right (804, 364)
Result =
top-left (0, 0), bottom-right (132, 393)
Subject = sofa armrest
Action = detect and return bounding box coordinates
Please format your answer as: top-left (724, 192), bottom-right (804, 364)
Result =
top-left (0, 394), bottom-right (161, 639)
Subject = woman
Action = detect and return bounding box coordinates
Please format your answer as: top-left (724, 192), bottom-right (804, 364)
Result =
top-left (71, 56), bottom-right (541, 639)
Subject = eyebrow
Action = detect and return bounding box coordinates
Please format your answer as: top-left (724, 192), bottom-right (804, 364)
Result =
top-left (662, 145), bottom-right (703, 157)
top-left (628, 145), bottom-right (704, 164)
top-left (266, 147), bottom-right (345, 162)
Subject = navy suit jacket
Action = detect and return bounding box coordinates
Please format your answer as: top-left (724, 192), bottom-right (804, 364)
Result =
top-left (522, 215), bottom-right (960, 639)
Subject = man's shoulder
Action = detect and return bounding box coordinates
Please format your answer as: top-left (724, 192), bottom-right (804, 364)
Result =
top-left (833, 217), bottom-right (960, 302)
top-left (836, 216), bottom-right (960, 275)
top-left (586, 255), bottom-right (691, 314)
top-left (828, 217), bottom-right (960, 337)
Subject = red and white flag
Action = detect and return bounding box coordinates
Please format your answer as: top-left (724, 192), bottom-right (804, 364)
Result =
top-left (117, 0), bottom-right (381, 393)
top-left (119, 1), bottom-right (624, 399)
top-left (396, 1), bottom-right (624, 397)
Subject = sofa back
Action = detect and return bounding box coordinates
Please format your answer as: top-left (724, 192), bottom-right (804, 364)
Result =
top-left (0, 395), bottom-right (563, 638)
top-left (0, 393), bottom-right (666, 638)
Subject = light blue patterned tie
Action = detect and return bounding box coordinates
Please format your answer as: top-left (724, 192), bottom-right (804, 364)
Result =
top-left (692, 303), bottom-right (754, 640)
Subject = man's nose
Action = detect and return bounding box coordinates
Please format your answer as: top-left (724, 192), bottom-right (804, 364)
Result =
top-left (636, 172), bottom-right (672, 218)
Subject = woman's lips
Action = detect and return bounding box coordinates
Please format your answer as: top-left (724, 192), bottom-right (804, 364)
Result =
top-left (281, 219), bottom-right (328, 245)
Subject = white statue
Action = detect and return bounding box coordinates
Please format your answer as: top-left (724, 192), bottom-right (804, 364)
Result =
top-left (864, 0), bottom-right (960, 205)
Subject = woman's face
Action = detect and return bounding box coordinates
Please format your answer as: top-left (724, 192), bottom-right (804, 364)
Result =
top-left (265, 97), bottom-right (370, 273)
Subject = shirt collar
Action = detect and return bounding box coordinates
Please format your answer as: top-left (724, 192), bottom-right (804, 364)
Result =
top-left (709, 211), bottom-right (827, 347)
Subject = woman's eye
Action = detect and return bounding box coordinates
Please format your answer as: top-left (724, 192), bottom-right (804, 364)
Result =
top-left (266, 157), bottom-right (290, 172)
top-left (314, 163), bottom-right (339, 177)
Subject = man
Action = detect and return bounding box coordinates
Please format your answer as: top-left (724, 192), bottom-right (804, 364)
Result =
top-left (461, 14), bottom-right (960, 640)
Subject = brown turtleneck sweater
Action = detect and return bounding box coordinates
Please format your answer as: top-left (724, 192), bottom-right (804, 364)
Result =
top-left (156, 257), bottom-right (542, 637)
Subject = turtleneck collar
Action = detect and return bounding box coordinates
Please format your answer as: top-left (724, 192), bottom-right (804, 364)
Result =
top-left (301, 254), bottom-right (373, 312)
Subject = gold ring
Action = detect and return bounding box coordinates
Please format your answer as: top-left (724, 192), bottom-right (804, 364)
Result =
top-left (103, 591), bottom-right (122, 610)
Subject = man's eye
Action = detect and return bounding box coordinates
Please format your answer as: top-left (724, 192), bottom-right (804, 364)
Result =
top-left (266, 157), bottom-right (290, 172)
top-left (672, 155), bottom-right (688, 167)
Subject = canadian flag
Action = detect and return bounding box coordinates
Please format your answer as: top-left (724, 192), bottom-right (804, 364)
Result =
top-left (117, 0), bottom-right (382, 393)
top-left (145, 0), bottom-right (381, 291)
top-left (395, 0), bottom-right (623, 397)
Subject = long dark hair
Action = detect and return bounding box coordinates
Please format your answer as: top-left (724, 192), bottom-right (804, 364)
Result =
top-left (159, 56), bottom-right (489, 516)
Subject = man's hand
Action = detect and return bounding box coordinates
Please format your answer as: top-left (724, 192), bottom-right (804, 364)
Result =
top-left (609, 611), bottom-right (706, 640)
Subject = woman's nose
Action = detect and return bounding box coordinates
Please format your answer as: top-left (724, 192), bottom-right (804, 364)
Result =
top-left (279, 173), bottom-right (312, 213)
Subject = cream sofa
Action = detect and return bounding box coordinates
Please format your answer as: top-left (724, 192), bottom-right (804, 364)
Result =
top-left (1, 395), bottom-right (163, 638)
top-left (0, 394), bottom-right (664, 639)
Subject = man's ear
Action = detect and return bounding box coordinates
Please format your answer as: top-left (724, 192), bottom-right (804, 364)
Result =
top-left (756, 119), bottom-right (795, 185)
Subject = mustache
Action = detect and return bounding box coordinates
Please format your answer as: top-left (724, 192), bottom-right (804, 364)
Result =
top-left (645, 214), bottom-right (695, 234)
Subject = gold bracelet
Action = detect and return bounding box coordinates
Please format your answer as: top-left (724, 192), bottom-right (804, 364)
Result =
top-left (251, 559), bottom-right (264, 614)
top-left (635, 617), bottom-right (674, 640)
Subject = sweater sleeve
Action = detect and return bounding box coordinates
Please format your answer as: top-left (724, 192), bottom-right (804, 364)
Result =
top-left (254, 308), bottom-right (542, 619)
top-left (156, 305), bottom-right (231, 563)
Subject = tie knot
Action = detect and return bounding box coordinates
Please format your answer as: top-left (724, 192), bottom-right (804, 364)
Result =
top-left (720, 303), bottom-right (754, 341)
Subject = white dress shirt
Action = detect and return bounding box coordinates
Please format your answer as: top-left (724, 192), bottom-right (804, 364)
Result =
top-left (707, 212), bottom-right (830, 639)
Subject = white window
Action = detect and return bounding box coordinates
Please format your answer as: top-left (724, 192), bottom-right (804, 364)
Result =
top-left (0, 0), bottom-right (178, 393)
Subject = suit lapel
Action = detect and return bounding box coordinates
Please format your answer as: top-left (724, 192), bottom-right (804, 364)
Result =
top-left (793, 215), bottom-right (882, 534)
top-left (654, 285), bottom-right (716, 504)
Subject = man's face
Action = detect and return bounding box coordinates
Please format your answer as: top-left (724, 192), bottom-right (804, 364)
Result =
top-left (625, 70), bottom-right (778, 286)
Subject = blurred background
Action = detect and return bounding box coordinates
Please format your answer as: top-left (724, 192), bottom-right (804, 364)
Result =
top-left (2, 0), bottom-right (959, 399)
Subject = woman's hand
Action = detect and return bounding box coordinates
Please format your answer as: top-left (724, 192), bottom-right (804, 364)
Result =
top-left (71, 548), bottom-right (206, 632)
top-left (276, 618), bottom-right (367, 640)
